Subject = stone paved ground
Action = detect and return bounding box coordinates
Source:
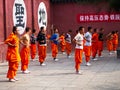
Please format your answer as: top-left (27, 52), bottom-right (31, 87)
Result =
top-left (0, 50), bottom-right (120, 90)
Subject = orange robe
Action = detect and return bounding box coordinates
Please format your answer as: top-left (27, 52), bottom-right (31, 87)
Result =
top-left (92, 33), bottom-right (98, 58)
top-left (38, 45), bottom-right (46, 63)
top-left (59, 35), bottom-right (66, 52)
top-left (5, 33), bottom-right (21, 79)
top-left (112, 34), bottom-right (118, 51)
top-left (30, 44), bottom-right (36, 59)
top-left (51, 42), bottom-right (58, 58)
top-left (75, 49), bottom-right (83, 71)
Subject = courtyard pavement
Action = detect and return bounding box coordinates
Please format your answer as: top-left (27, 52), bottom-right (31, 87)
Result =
top-left (0, 50), bottom-right (120, 90)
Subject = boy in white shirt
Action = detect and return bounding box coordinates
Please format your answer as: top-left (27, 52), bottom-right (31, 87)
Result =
top-left (73, 26), bottom-right (84, 74)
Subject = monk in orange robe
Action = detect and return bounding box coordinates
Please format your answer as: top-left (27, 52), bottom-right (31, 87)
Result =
top-left (59, 33), bottom-right (66, 54)
top-left (65, 30), bottom-right (72, 58)
top-left (106, 32), bottom-right (113, 55)
top-left (20, 27), bottom-right (31, 74)
top-left (4, 26), bottom-right (21, 82)
top-left (92, 28), bottom-right (99, 60)
top-left (98, 28), bottom-right (104, 57)
top-left (112, 31), bottom-right (119, 53)
top-left (37, 27), bottom-right (47, 66)
top-left (30, 29), bottom-right (36, 61)
top-left (73, 26), bottom-right (84, 74)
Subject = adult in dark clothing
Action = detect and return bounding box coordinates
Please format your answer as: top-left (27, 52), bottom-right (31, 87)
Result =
top-left (37, 27), bottom-right (47, 66)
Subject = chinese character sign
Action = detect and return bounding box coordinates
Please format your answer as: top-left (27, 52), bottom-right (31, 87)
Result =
top-left (13, 0), bottom-right (27, 35)
top-left (77, 13), bottom-right (120, 23)
top-left (38, 2), bottom-right (47, 29)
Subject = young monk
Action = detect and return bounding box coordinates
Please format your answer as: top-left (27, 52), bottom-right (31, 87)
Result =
top-left (106, 32), bottom-right (113, 55)
top-left (98, 28), bottom-right (104, 57)
top-left (73, 26), bottom-right (84, 74)
top-left (30, 29), bottom-right (36, 61)
top-left (84, 27), bottom-right (93, 66)
top-left (92, 28), bottom-right (99, 60)
top-left (112, 30), bottom-right (119, 53)
top-left (65, 30), bottom-right (72, 58)
top-left (59, 32), bottom-right (66, 54)
top-left (4, 26), bottom-right (21, 82)
top-left (50, 28), bottom-right (59, 61)
top-left (37, 27), bottom-right (47, 66)
top-left (20, 27), bottom-right (31, 74)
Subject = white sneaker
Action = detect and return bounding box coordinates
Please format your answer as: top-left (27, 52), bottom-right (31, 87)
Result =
top-left (14, 78), bottom-right (19, 81)
top-left (54, 58), bottom-right (59, 62)
top-left (9, 79), bottom-right (16, 82)
top-left (114, 51), bottom-right (117, 53)
top-left (96, 55), bottom-right (98, 58)
top-left (86, 62), bottom-right (91, 66)
top-left (40, 63), bottom-right (46, 66)
top-left (76, 71), bottom-right (82, 75)
top-left (31, 60), bottom-right (35, 62)
top-left (109, 52), bottom-right (113, 55)
top-left (62, 52), bottom-right (66, 54)
top-left (99, 56), bottom-right (103, 58)
top-left (23, 70), bottom-right (30, 74)
top-left (92, 58), bottom-right (98, 61)
top-left (67, 55), bottom-right (71, 58)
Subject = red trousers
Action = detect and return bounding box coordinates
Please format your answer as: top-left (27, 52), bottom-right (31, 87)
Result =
top-left (92, 43), bottom-right (98, 58)
top-left (7, 61), bottom-right (19, 79)
top-left (51, 43), bottom-right (58, 58)
top-left (75, 49), bottom-right (83, 71)
top-left (107, 40), bottom-right (113, 52)
top-left (98, 41), bottom-right (103, 56)
top-left (38, 45), bottom-right (46, 63)
top-left (20, 47), bottom-right (30, 71)
top-left (66, 42), bottom-right (72, 55)
top-left (84, 46), bottom-right (91, 62)
top-left (30, 44), bottom-right (36, 59)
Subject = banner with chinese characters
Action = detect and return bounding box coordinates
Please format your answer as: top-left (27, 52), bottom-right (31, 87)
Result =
top-left (77, 13), bottom-right (120, 23)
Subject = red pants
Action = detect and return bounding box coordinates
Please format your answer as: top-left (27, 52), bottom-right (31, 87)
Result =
top-left (20, 47), bottom-right (30, 71)
top-left (107, 40), bottom-right (113, 52)
top-left (113, 44), bottom-right (118, 51)
top-left (98, 41), bottom-right (103, 56)
top-left (66, 42), bottom-right (72, 55)
top-left (84, 46), bottom-right (91, 62)
top-left (7, 61), bottom-right (19, 79)
top-left (38, 45), bottom-right (46, 63)
top-left (61, 44), bottom-right (66, 52)
top-left (75, 49), bottom-right (83, 71)
top-left (30, 44), bottom-right (36, 59)
top-left (92, 43), bottom-right (98, 58)
top-left (51, 43), bottom-right (58, 58)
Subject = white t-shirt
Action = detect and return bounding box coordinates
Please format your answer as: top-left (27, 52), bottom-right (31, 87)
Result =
top-left (84, 32), bottom-right (92, 46)
top-left (74, 33), bottom-right (84, 49)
